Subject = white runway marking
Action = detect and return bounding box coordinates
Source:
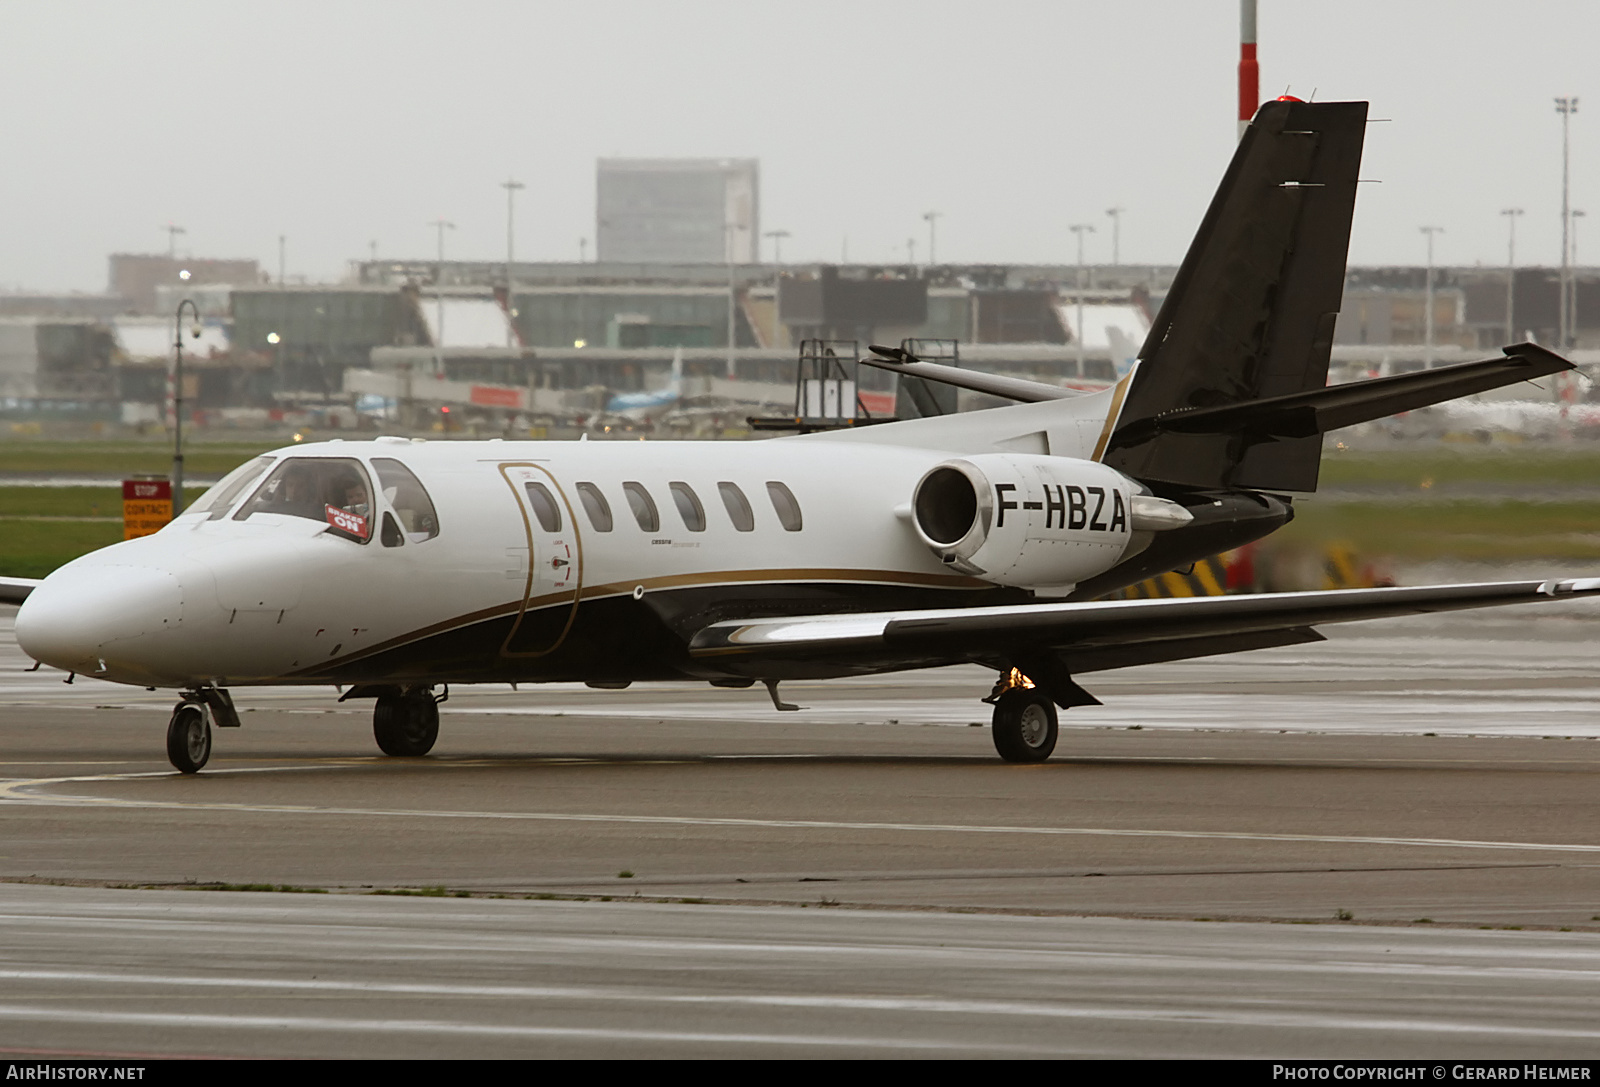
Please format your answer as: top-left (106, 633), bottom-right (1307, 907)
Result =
top-left (0, 1004), bottom-right (1033, 1052)
top-left (0, 999), bottom-right (1591, 1045)
top-left (4, 767), bottom-right (1599, 855)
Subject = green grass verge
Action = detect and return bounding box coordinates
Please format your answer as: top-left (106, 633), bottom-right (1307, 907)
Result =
top-left (1319, 446), bottom-right (1600, 489)
top-left (0, 486), bottom-right (206, 518)
top-left (1278, 499), bottom-right (1600, 561)
top-left (0, 520), bottom-right (126, 578)
top-left (0, 441), bottom-right (268, 477)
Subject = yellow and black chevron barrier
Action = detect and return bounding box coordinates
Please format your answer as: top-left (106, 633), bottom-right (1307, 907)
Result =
top-left (1112, 543), bottom-right (1388, 599)
top-left (1115, 555), bottom-right (1232, 599)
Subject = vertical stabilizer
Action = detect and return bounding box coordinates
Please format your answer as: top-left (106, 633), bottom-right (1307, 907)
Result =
top-left (1102, 99), bottom-right (1367, 492)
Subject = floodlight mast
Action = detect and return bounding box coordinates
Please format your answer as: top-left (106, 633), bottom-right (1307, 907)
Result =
top-left (171, 298), bottom-right (201, 514)
top-left (1557, 97), bottom-right (1578, 348)
top-left (503, 178), bottom-right (525, 350)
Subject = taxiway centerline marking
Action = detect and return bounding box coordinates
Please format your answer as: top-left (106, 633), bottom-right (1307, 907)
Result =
top-left (2, 768), bottom-right (1599, 855)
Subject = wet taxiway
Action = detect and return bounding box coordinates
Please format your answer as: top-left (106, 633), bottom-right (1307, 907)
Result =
top-left (2, 601), bottom-right (1599, 1056)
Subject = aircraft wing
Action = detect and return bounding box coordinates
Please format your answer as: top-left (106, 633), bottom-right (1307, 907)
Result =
top-left (0, 577), bottom-right (40, 606)
top-left (689, 579), bottom-right (1600, 684)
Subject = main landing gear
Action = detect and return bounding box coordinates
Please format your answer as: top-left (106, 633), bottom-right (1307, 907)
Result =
top-left (985, 669), bottom-right (1059, 763)
top-left (372, 686), bottom-right (442, 757)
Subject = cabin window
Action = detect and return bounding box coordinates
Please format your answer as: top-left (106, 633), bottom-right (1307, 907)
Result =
top-left (766, 481), bottom-right (803, 531)
top-left (234, 457), bottom-right (374, 543)
top-left (622, 481), bottom-right (659, 532)
top-left (524, 481), bottom-right (562, 533)
top-left (193, 455), bottom-right (275, 519)
top-left (372, 458), bottom-right (440, 542)
top-left (718, 482), bottom-right (755, 532)
top-left (576, 482), bottom-right (613, 532)
top-left (670, 482), bottom-right (706, 532)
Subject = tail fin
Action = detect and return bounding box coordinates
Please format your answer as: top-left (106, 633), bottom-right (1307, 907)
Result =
top-left (1102, 99), bottom-right (1368, 492)
top-left (670, 346), bottom-right (684, 390)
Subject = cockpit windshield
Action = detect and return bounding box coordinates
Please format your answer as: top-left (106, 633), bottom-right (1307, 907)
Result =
top-left (190, 455), bottom-right (275, 520)
top-left (233, 457), bottom-right (374, 542)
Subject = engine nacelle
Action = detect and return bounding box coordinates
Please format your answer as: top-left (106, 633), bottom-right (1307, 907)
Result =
top-left (910, 454), bottom-right (1169, 592)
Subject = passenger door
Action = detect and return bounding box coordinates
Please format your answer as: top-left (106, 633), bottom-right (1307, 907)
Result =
top-left (497, 462), bottom-right (582, 658)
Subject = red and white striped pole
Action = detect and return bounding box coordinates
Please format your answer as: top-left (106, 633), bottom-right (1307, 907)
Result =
top-left (1238, 0), bottom-right (1259, 140)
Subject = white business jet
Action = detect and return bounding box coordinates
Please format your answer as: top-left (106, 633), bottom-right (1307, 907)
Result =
top-left (4, 98), bottom-right (1596, 774)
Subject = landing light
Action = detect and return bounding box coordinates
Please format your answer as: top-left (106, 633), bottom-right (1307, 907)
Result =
top-left (266, 332), bottom-right (281, 345)
top-left (178, 269), bottom-right (191, 281)
top-left (292, 432), bottom-right (304, 443)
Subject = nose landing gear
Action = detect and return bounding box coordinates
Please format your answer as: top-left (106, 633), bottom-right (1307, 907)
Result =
top-left (166, 701), bottom-right (212, 774)
top-left (373, 686), bottom-right (442, 757)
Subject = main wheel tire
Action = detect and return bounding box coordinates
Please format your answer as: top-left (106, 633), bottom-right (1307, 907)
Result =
top-left (166, 703), bottom-right (212, 774)
top-left (991, 688), bottom-right (1058, 763)
top-left (373, 690), bottom-right (440, 757)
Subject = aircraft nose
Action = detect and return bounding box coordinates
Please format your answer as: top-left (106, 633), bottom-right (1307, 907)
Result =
top-left (15, 563), bottom-right (185, 676)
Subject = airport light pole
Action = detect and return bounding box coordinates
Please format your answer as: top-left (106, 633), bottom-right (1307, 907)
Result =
top-left (1105, 207), bottom-right (1125, 267)
top-left (1557, 97), bottom-right (1578, 348)
top-left (430, 218), bottom-right (455, 377)
top-left (277, 234), bottom-right (286, 286)
top-left (1572, 208), bottom-right (1586, 344)
top-left (171, 298), bottom-right (201, 514)
top-left (1501, 208), bottom-right (1523, 344)
top-left (765, 229), bottom-right (790, 350)
top-left (1070, 223), bottom-right (1095, 372)
top-left (164, 224), bottom-right (186, 260)
top-left (1420, 226), bottom-right (1443, 363)
top-left (725, 222), bottom-right (739, 380)
top-left (922, 211), bottom-right (942, 266)
top-left (764, 229), bottom-right (789, 266)
top-left (502, 178), bottom-right (524, 350)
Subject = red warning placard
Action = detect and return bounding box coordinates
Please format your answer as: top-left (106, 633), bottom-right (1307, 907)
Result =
top-left (325, 504), bottom-right (369, 539)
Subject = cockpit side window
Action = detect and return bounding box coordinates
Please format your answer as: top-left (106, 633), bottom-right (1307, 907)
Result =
top-left (192, 455), bottom-right (275, 520)
top-left (372, 458), bottom-right (440, 542)
top-left (233, 457), bottom-right (375, 543)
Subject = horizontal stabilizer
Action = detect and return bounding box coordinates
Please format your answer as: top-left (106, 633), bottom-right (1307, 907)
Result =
top-left (860, 353), bottom-right (1074, 404)
top-left (1109, 344), bottom-right (1575, 447)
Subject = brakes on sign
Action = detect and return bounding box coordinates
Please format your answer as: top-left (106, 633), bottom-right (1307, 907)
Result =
top-left (325, 504), bottom-right (368, 538)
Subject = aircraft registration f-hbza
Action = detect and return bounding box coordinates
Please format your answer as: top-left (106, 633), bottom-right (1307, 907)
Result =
top-left (5, 98), bottom-right (1597, 773)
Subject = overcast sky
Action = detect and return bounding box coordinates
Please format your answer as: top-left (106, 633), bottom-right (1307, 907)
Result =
top-left (3, 0), bottom-right (1597, 292)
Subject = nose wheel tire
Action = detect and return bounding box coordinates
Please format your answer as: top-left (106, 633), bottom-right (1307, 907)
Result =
top-left (991, 688), bottom-right (1058, 763)
top-left (166, 703), bottom-right (212, 774)
top-left (373, 689), bottom-right (440, 757)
